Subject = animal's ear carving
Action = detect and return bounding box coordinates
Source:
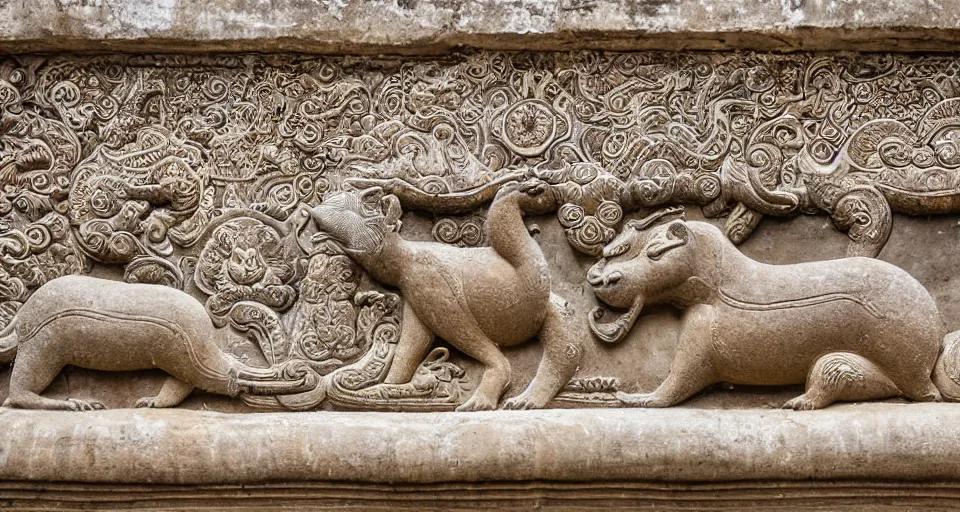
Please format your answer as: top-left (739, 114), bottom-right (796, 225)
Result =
top-left (646, 220), bottom-right (689, 260)
top-left (382, 194), bottom-right (402, 232)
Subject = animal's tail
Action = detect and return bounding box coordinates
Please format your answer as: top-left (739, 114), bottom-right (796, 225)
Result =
top-left (0, 316), bottom-right (18, 365)
top-left (933, 330), bottom-right (960, 401)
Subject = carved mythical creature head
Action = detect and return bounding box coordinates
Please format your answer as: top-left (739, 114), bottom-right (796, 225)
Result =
top-left (586, 206), bottom-right (694, 343)
top-left (309, 187), bottom-right (402, 256)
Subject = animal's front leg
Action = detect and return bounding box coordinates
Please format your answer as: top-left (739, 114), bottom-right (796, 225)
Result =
top-left (617, 369), bottom-right (711, 408)
top-left (5, 344), bottom-right (106, 411)
top-left (618, 312), bottom-right (717, 408)
top-left (383, 301), bottom-right (434, 385)
top-left (514, 177), bottom-right (563, 215)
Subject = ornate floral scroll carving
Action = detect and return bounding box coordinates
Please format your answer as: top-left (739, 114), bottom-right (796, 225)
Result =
top-left (431, 216), bottom-right (485, 246)
top-left (4, 51), bottom-right (960, 411)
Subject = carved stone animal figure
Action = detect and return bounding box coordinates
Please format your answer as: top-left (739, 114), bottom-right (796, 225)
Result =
top-left (308, 176), bottom-right (583, 411)
top-left (586, 207), bottom-right (960, 409)
top-left (0, 275), bottom-right (312, 410)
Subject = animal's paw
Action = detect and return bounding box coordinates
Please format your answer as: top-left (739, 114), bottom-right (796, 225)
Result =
top-left (134, 397), bottom-right (158, 408)
top-left (456, 393), bottom-right (499, 412)
top-left (68, 398), bottom-right (106, 412)
top-left (501, 392), bottom-right (549, 410)
top-left (616, 391), bottom-right (672, 408)
top-left (519, 177), bottom-right (548, 196)
top-left (782, 395), bottom-right (823, 411)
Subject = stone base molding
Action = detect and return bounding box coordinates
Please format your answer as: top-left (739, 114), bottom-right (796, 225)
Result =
top-left (2, 480), bottom-right (960, 511)
top-left (1, 405), bottom-right (960, 509)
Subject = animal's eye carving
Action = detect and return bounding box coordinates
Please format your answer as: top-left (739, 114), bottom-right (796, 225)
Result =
top-left (606, 243), bottom-right (629, 258)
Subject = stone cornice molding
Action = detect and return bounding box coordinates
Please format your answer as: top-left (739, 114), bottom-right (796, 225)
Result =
top-left (3, 0), bottom-right (960, 54)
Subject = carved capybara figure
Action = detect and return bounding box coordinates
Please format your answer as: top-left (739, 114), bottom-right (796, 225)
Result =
top-left (0, 275), bottom-right (312, 410)
top-left (309, 176), bottom-right (583, 411)
top-left (587, 207), bottom-right (960, 409)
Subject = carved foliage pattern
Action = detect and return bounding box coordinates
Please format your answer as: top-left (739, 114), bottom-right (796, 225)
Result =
top-left (3, 51), bottom-right (960, 408)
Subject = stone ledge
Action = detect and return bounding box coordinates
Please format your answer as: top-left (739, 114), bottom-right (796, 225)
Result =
top-left (3, 480), bottom-right (960, 510)
top-left (2, 403), bottom-right (960, 486)
top-left (3, 0), bottom-right (960, 54)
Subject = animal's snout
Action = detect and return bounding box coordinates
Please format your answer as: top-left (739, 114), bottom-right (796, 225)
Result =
top-left (603, 271), bottom-right (623, 286)
top-left (587, 261), bottom-right (622, 288)
top-left (587, 260), bottom-right (606, 286)
top-left (587, 271), bottom-right (603, 287)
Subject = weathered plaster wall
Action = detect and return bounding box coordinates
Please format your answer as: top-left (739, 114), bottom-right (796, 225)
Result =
top-left (3, 0), bottom-right (960, 54)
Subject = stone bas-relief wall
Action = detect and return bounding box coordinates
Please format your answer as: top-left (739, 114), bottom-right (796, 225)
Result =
top-left (4, 50), bottom-right (960, 413)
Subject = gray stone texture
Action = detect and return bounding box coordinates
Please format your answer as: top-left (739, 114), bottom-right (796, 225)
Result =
top-left (2, 0), bottom-right (960, 54)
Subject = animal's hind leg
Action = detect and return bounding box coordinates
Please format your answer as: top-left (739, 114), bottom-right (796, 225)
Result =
top-left (454, 326), bottom-right (512, 412)
top-left (502, 297), bottom-right (582, 410)
top-left (783, 352), bottom-right (900, 411)
top-left (887, 360), bottom-right (942, 404)
top-left (4, 342), bottom-right (105, 411)
top-left (135, 376), bottom-right (194, 408)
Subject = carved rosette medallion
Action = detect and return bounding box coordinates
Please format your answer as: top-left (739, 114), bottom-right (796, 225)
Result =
top-left (502, 99), bottom-right (558, 157)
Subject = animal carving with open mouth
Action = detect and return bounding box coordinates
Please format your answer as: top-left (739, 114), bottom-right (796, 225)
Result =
top-left (587, 206), bottom-right (960, 410)
top-left (306, 176), bottom-right (585, 411)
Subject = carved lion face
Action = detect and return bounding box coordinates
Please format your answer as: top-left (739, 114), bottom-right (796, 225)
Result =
top-left (585, 213), bottom-right (696, 344)
top-left (587, 215), bottom-right (692, 310)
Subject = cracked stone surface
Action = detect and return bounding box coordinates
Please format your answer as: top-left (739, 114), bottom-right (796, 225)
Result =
top-left (2, 0), bottom-right (960, 54)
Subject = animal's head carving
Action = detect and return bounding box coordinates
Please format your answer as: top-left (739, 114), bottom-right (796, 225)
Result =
top-left (310, 187), bottom-right (402, 257)
top-left (586, 206), bottom-right (694, 343)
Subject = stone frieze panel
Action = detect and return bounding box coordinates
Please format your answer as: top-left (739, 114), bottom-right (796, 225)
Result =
top-left (2, 51), bottom-right (960, 411)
